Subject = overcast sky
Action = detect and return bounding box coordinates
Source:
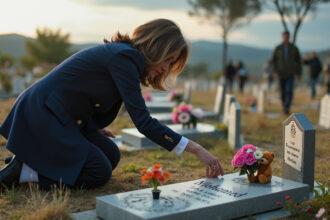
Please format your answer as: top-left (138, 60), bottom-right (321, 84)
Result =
top-left (1, 0), bottom-right (329, 51)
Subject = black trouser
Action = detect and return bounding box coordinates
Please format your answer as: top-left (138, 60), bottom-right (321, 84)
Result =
top-left (239, 76), bottom-right (247, 93)
top-left (38, 129), bottom-right (121, 190)
top-left (279, 76), bottom-right (294, 113)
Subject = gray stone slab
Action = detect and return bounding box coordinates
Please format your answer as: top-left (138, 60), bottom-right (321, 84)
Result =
top-left (96, 172), bottom-right (309, 220)
top-left (183, 81), bottom-right (192, 103)
top-left (223, 94), bottom-right (236, 126)
top-left (213, 84), bottom-right (225, 119)
top-left (146, 102), bottom-right (176, 113)
top-left (319, 94), bottom-right (330, 129)
top-left (121, 123), bottom-right (221, 149)
top-left (283, 113), bottom-right (315, 191)
top-left (257, 89), bottom-right (265, 113)
top-left (228, 101), bottom-right (241, 150)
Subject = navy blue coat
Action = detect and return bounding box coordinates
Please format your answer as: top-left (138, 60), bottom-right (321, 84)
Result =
top-left (0, 42), bottom-right (182, 185)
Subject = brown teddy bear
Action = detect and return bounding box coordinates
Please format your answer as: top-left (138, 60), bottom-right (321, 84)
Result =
top-left (248, 151), bottom-right (274, 184)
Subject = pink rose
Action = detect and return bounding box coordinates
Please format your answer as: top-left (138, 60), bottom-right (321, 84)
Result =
top-left (245, 153), bottom-right (257, 165)
top-left (178, 104), bottom-right (192, 112)
top-left (171, 111), bottom-right (179, 123)
top-left (231, 154), bottom-right (245, 167)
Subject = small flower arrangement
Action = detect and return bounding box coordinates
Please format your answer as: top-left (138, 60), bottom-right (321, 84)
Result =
top-left (168, 90), bottom-right (183, 103)
top-left (231, 144), bottom-right (263, 176)
top-left (140, 163), bottom-right (171, 199)
top-left (171, 103), bottom-right (204, 129)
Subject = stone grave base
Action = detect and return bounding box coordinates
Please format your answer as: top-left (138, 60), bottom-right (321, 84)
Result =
top-left (121, 123), bottom-right (222, 149)
top-left (72, 208), bottom-right (291, 220)
top-left (72, 181), bottom-right (324, 220)
top-left (95, 173), bottom-right (309, 220)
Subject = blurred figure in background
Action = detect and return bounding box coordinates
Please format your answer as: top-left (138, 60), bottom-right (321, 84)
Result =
top-left (324, 56), bottom-right (330, 94)
top-left (262, 59), bottom-right (274, 91)
top-left (303, 51), bottom-right (322, 99)
top-left (272, 31), bottom-right (302, 115)
top-left (236, 60), bottom-right (249, 93)
top-left (225, 60), bottom-right (236, 93)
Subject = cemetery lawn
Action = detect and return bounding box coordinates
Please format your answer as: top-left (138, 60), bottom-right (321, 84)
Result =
top-left (0, 89), bottom-right (329, 219)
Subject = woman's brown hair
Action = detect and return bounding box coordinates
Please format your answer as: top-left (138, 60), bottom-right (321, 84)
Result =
top-left (105, 19), bottom-right (189, 90)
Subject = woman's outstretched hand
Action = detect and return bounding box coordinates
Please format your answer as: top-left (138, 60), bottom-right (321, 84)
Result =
top-left (185, 140), bottom-right (224, 178)
top-left (98, 128), bottom-right (115, 138)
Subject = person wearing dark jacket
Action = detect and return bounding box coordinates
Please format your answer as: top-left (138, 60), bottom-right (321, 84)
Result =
top-left (303, 51), bottom-right (322, 98)
top-left (225, 60), bottom-right (236, 93)
top-left (272, 31), bottom-right (302, 115)
top-left (0, 19), bottom-right (224, 190)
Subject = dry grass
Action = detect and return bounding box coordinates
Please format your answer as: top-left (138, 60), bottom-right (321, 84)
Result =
top-left (0, 86), bottom-right (329, 219)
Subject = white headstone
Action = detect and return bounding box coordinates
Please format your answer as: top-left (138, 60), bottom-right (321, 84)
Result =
top-left (183, 81), bottom-right (192, 103)
top-left (228, 101), bottom-right (241, 150)
top-left (96, 173), bottom-right (309, 220)
top-left (283, 113), bottom-right (315, 191)
top-left (12, 76), bottom-right (26, 96)
top-left (257, 89), bottom-right (266, 113)
top-left (223, 94), bottom-right (235, 125)
top-left (319, 94), bottom-right (330, 129)
top-left (213, 85), bottom-right (225, 117)
top-left (252, 84), bottom-right (259, 98)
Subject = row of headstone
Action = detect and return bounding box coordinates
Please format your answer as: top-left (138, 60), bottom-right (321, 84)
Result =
top-left (150, 84), bottom-right (226, 124)
top-left (91, 112), bottom-right (316, 220)
top-left (121, 123), bottom-right (222, 150)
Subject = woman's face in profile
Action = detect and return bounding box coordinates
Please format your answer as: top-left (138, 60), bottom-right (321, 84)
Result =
top-left (148, 54), bottom-right (179, 81)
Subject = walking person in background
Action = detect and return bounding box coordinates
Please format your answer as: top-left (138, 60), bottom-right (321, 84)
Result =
top-left (303, 51), bottom-right (322, 99)
top-left (324, 56), bottom-right (330, 94)
top-left (237, 60), bottom-right (248, 93)
top-left (272, 31), bottom-right (302, 115)
top-left (262, 59), bottom-right (274, 91)
top-left (225, 60), bottom-right (236, 93)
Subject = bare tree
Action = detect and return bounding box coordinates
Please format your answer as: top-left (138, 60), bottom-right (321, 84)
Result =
top-left (265, 0), bottom-right (330, 44)
top-left (188, 0), bottom-right (261, 79)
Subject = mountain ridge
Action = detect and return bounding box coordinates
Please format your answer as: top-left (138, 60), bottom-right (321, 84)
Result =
top-left (1, 33), bottom-right (329, 74)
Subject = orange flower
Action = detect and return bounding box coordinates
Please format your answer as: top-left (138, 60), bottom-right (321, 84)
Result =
top-left (153, 163), bottom-right (161, 170)
top-left (163, 171), bottom-right (171, 179)
top-left (140, 163), bottom-right (171, 188)
top-left (140, 168), bottom-right (147, 175)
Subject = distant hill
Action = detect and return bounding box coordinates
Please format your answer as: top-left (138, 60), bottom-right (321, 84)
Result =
top-left (1, 33), bottom-right (329, 75)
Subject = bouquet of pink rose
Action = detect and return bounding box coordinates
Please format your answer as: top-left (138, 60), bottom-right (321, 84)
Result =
top-left (171, 103), bottom-right (204, 129)
top-left (231, 144), bottom-right (263, 176)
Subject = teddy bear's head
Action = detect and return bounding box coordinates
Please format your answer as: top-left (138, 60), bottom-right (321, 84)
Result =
top-left (259, 151), bottom-right (274, 165)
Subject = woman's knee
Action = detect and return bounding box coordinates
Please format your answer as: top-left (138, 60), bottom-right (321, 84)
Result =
top-left (110, 145), bottom-right (121, 170)
top-left (93, 159), bottom-right (112, 187)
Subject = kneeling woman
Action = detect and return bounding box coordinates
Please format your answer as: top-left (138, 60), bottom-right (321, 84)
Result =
top-left (0, 19), bottom-right (224, 190)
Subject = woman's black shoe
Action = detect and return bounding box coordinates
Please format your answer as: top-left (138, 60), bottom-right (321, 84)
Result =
top-left (0, 156), bottom-right (22, 189)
